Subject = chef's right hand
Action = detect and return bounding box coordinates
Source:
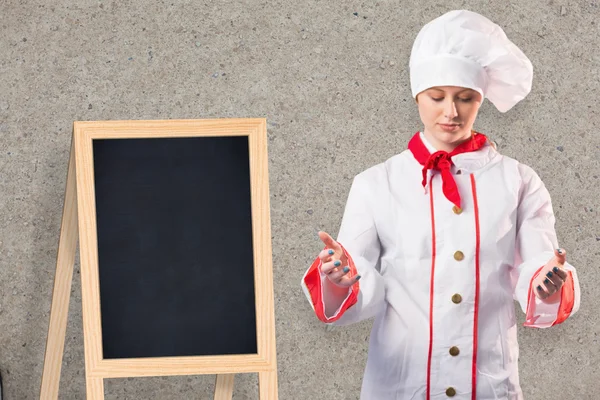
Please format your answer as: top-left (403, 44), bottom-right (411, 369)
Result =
top-left (318, 231), bottom-right (361, 288)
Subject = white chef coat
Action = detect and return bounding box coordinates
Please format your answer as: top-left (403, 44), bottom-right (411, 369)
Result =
top-left (301, 132), bottom-right (580, 400)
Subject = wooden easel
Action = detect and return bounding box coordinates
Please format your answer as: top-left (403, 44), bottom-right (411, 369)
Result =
top-left (39, 119), bottom-right (278, 399)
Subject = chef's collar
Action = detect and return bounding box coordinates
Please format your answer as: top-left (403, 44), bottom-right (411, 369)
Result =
top-left (418, 131), bottom-right (496, 168)
top-left (410, 131), bottom-right (490, 208)
top-left (419, 131), bottom-right (438, 153)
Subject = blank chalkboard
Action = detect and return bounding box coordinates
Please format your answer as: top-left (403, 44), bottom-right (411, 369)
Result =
top-left (41, 119), bottom-right (278, 399)
top-left (92, 136), bottom-right (257, 359)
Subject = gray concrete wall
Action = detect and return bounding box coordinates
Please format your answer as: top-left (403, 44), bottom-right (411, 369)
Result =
top-left (1, 0), bottom-right (598, 398)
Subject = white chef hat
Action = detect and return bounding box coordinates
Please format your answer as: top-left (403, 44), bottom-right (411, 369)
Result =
top-left (409, 10), bottom-right (533, 113)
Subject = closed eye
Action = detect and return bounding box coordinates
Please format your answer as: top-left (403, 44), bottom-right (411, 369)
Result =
top-left (430, 97), bottom-right (473, 103)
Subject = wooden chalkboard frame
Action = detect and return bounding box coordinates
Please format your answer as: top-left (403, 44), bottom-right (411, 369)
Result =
top-left (40, 119), bottom-right (278, 399)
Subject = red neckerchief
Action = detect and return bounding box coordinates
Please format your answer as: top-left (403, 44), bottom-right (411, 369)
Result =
top-left (408, 131), bottom-right (489, 209)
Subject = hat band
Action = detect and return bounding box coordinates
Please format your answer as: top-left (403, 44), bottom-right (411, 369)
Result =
top-left (410, 55), bottom-right (488, 100)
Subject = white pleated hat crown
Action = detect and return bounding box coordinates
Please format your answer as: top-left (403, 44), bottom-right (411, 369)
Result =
top-left (409, 10), bottom-right (533, 113)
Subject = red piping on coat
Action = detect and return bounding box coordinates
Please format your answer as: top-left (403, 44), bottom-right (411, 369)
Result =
top-left (426, 175), bottom-right (436, 400)
top-left (470, 174), bottom-right (481, 399)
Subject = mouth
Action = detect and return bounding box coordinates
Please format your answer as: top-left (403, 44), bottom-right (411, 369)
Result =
top-left (438, 123), bottom-right (461, 132)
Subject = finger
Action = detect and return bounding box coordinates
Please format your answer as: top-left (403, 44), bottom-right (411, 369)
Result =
top-left (318, 231), bottom-right (342, 252)
top-left (542, 276), bottom-right (558, 295)
top-left (328, 265), bottom-right (351, 282)
top-left (554, 248), bottom-right (567, 264)
top-left (319, 248), bottom-right (336, 262)
top-left (321, 259), bottom-right (345, 275)
top-left (329, 274), bottom-right (362, 288)
top-left (552, 265), bottom-right (568, 281)
top-left (320, 260), bottom-right (337, 275)
top-left (545, 268), bottom-right (565, 288)
top-left (535, 284), bottom-right (549, 299)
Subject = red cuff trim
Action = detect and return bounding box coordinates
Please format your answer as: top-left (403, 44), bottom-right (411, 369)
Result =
top-left (552, 270), bottom-right (575, 326)
top-left (302, 243), bottom-right (360, 323)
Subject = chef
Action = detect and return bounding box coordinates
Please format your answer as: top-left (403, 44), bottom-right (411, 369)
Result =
top-left (301, 9), bottom-right (581, 400)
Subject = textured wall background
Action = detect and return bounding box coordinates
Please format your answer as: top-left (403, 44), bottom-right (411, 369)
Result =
top-left (1, 0), bottom-right (599, 398)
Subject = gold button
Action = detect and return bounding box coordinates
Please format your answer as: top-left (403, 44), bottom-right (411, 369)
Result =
top-left (446, 387), bottom-right (456, 397)
top-left (452, 205), bottom-right (462, 214)
top-left (454, 251), bottom-right (464, 261)
top-left (449, 346), bottom-right (460, 356)
top-left (452, 293), bottom-right (462, 304)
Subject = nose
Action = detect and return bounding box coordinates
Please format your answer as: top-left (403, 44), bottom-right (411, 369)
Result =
top-left (444, 99), bottom-right (458, 119)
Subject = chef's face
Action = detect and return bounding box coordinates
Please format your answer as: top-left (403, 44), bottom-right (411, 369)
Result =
top-left (416, 86), bottom-right (482, 151)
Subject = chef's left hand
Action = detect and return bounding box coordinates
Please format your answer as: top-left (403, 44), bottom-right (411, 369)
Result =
top-left (533, 248), bottom-right (568, 302)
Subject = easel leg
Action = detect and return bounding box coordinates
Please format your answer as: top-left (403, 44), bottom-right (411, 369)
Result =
top-left (86, 377), bottom-right (104, 399)
top-left (40, 140), bottom-right (79, 400)
top-left (214, 374), bottom-right (235, 400)
top-left (258, 370), bottom-right (278, 400)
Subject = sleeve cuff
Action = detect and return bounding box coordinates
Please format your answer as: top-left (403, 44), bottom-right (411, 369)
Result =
top-left (524, 265), bottom-right (576, 328)
top-left (301, 243), bottom-right (360, 323)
